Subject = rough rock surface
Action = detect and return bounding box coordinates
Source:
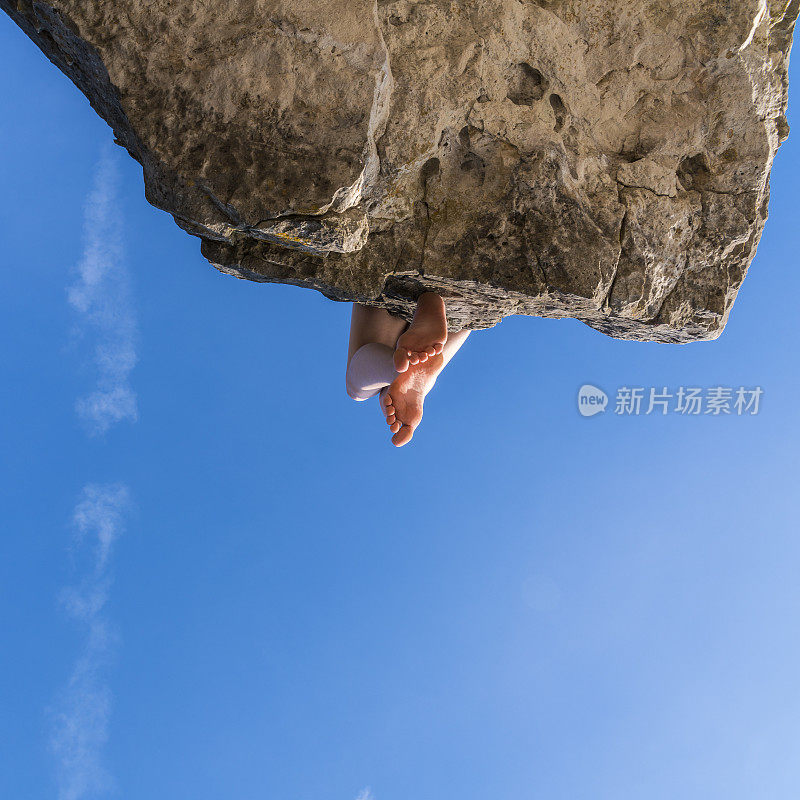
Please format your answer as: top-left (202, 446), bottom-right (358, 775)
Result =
top-left (3, 0), bottom-right (797, 340)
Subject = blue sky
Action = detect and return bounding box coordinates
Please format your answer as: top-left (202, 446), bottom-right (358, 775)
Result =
top-left (2, 16), bottom-right (800, 800)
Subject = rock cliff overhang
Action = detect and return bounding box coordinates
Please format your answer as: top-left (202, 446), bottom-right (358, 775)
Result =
top-left (3, 0), bottom-right (797, 340)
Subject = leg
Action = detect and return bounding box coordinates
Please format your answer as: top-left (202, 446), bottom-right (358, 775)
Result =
top-left (345, 304), bottom-right (407, 401)
top-left (346, 343), bottom-right (397, 401)
top-left (439, 328), bottom-right (471, 369)
top-left (381, 328), bottom-right (471, 447)
top-left (347, 303), bottom-right (407, 363)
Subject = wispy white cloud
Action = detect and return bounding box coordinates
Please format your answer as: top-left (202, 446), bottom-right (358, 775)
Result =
top-left (355, 788), bottom-right (374, 800)
top-left (50, 483), bottom-right (130, 800)
top-left (68, 147), bottom-right (137, 434)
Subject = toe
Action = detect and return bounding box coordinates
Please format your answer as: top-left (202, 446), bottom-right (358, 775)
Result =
top-left (392, 424), bottom-right (415, 447)
top-left (390, 421), bottom-right (401, 433)
top-left (408, 353), bottom-right (420, 365)
top-left (382, 396), bottom-right (397, 421)
top-left (393, 349), bottom-right (410, 373)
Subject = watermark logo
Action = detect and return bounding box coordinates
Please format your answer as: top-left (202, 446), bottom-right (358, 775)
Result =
top-left (577, 384), bottom-right (608, 417)
top-left (578, 385), bottom-right (763, 417)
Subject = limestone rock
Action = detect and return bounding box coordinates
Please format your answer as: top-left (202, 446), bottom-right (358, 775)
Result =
top-left (3, 0), bottom-right (797, 340)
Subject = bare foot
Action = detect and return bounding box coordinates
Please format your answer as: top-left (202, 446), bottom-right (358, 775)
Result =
top-left (380, 353), bottom-right (443, 446)
top-left (393, 292), bottom-right (448, 373)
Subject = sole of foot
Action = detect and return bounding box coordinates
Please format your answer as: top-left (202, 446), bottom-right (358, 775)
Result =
top-left (393, 292), bottom-right (448, 373)
top-left (380, 354), bottom-right (443, 447)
